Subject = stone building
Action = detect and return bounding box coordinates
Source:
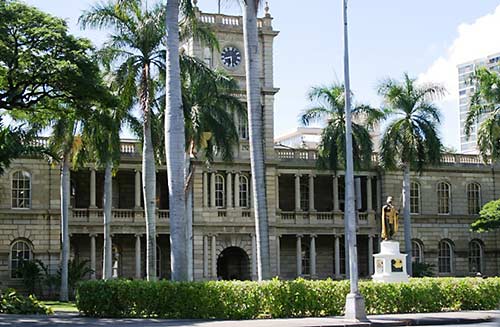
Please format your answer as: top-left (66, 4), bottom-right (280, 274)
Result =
top-left (1, 7), bottom-right (499, 288)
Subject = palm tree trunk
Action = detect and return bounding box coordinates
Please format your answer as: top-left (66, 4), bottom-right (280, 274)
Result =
top-left (60, 154), bottom-right (70, 301)
top-left (342, 0), bottom-right (366, 320)
top-left (103, 159), bottom-right (113, 279)
top-left (241, 0), bottom-right (271, 280)
top-left (141, 63), bottom-right (157, 281)
top-left (165, 0), bottom-right (188, 281)
top-left (402, 163), bottom-right (412, 275)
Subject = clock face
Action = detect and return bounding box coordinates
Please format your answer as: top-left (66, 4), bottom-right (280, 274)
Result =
top-left (221, 46), bottom-right (241, 68)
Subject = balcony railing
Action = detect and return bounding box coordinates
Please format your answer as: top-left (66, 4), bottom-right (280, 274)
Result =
top-left (275, 148), bottom-right (488, 166)
top-left (277, 210), bottom-right (374, 225)
top-left (71, 208), bottom-right (168, 223)
top-left (197, 12), bottom-right (271, 29)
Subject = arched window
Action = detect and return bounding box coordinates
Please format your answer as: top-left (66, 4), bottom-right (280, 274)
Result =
top-left (410, 182), bottom-right (421, 214)
top-left (215, 174), bottom-right (225, 208)
top-left (467, 183), bottom-right (481, 215)
top-left (301, 237), bottom-right (310, 276)
top-left (469, 240), bottom-right (483, 274)
top-left (12, 171), bottom-right (31, 209)
top-left (11, 240), bottom-right (32, 278)
top-left (239, 175), bottom-right (249, 208)
top-left (300, 176), bottom-right (309, 211)
top-left (438, 240), bottom-right (453, 273)
top-left (411, 239), bottom-right (423, 263)
top-left (437, 182), bottom-right (451, 214)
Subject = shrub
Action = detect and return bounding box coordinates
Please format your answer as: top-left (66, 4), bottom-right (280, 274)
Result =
top-left (76, 277), bottom-right (500, 319)
top-left (0, 289), bottom-right (53, 315)
top-left (413, 262), bottom-right (435, 277)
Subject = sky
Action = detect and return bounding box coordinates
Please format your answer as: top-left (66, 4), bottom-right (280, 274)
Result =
top-left (22, 0), bottom-right (500, 151)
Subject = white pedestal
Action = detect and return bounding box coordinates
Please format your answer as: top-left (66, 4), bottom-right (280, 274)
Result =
top-left (372, 241), bottom-right (409, 283)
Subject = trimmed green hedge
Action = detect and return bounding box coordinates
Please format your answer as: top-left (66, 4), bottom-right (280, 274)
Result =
top-left (76, 278), bottom-right (500, 318)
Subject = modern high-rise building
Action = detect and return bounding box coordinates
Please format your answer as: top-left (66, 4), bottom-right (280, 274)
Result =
top-left (457, 52), bottom-right (500, 153)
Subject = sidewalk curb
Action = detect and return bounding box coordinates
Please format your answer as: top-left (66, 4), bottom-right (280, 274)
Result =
top-left (369, 316), bottom-right (495, 326)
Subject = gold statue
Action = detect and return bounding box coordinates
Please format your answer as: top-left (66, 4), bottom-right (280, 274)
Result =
top-left (381, 196), bottom-right (399, 240)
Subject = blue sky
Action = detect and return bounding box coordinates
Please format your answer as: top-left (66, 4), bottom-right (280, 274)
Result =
top-left (23, 0), bottom-right (500, 150)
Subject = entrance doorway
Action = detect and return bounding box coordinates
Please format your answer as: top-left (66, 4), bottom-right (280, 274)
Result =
top-left (217, 247), bottom-right (250, 280)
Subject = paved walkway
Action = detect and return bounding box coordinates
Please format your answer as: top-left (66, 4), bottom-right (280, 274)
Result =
top-left (0, 310), bottom-right (498, 326)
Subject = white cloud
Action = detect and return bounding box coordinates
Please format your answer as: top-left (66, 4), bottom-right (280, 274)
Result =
top-left (419, 5), bottom-right (500, 151)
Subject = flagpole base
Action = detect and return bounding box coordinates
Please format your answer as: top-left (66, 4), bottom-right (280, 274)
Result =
top-left (344, 292), bottom-right (368, 321)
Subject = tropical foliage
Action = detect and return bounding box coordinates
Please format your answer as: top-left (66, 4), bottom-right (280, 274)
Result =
top-left (377, 73), bottom-right (445, 274)
top-left (300, 84), bottom-right (382, 172)
top-left (471, 198), bottom-right (500, 232)
top-left (0, 289), bottom-right (53, 315)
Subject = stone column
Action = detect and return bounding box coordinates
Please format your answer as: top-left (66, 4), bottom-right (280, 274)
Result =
top-left (275, 173), bottom-right (280, 210)
top-left (295, 174), bottom-right (301, 211)
top-left (251, 234), bottom-right (257, 280)
top-left (210, 173), bottom-right (216, 208)
top-left (276, 235), bottom-right (281, 277)
top-left (296, 234), bottom-right (302, 277)
top-left (234, 172), bottom-right (240, 208)
top-left (134, 170), bottom-right (141, 208)
top-left (90, 168), bottom-right (96, 208)
top-left (333, 176), bottom-right (339, 211)
top-left (226, 173), bottom-right (233, 208)
top-left (203, 235), bottom-right (209, 278)
top-left (90, 234), bottom-right (96, 279)
top-left (310, 234), bottom-right (317, 278)
top-left (367, 176), bottom-right (373, 211)
top-left (135, 234), bottom-right (141, 279)
top-left (203, 172), bottom-right (208, 207)
top-left (368, 235), bottom-right (374, 276)
top-left (334, 234), bottom-right (340, 278)
top-left (211, 234), bottom-right (217, 279)
top-left (376, 176), bottom-right (381, 212)
top-left (309, 174), bottom-right (315, 211)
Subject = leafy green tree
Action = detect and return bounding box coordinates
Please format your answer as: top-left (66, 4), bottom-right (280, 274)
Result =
top-left (377, 73), bottom-right (445, 275)
top-left (0, 0), bottom-right (106, 110)
top-left (465, 67), bottom-right (500, 163)
top-left (471, 199), bottom-right (500, 232)
top-left (300, 84), bottom-right (381, 172)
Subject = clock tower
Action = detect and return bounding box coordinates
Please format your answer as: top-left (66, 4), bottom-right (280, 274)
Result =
top-left (181, 3), bottom-right (280, 160)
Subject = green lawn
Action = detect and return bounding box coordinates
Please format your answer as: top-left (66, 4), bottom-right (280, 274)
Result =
top-left (41, 301), bottom-right (79, 313)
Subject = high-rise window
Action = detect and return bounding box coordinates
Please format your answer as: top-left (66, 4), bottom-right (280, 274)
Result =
top-left (12, 171), bottom-right (31, 209)
top-left (467, 183), bottom-right (481, 215)
top-left (410, 182), bottom-right (420, 214)
top-left (437, 182), bottom-right (451, 214)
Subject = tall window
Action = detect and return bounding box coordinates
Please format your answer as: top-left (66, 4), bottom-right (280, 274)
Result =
top-left (469, 240), bottom-right (483, 274)
top-left (411, 240), bottom-right (423, 263)
top-left (438, 240), bottom-right (453, 273)
top-left (11, 240), bottom-right (32, 278)
top-left (301, 238), bottom-right (310, 276)
top-left (239, 175), bottom-right (249, 208)
top-left (300, 176), bottom-right (309, 211)
top-left (238, 115), bottom-right (248, 140)
top-left (410, 182), bottom-right (420, 214)
top-left (437, 182), bottom-right (451, 214)
top-left (467, 183), bottom-right (481, 215)
top-left (112, 246), bottom-right (120, 278)
top-left (156, 245), bottom-right (162, 278)
top-left (215, 174), bottom-right (225, 208)
top-left (12, 171), bottom-right (31, 209)
top-left (338, 178), bottom-right (345, 212)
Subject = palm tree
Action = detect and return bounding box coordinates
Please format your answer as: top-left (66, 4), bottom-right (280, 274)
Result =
top-left (80, 0), bottom-right (171, 281)
top-left (300, 84), bottom-right (381, 172)
top-left (465, 67), bottom-right (500, 164)
top-left (377, 73), bottom-right (445, 276)
top-left (238, 0), bottom-right (271, 281)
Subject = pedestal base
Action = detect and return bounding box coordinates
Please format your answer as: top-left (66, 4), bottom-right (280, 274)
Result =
top-left (344, 292), bottom-right (368, 321)
top-left (372, 240), bottom-right (409, 283)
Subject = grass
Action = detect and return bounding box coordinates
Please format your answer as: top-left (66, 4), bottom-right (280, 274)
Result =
top-left (41, 301), bottom-right (79, 313)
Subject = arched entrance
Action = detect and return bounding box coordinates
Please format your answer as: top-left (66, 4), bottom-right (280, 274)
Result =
top-left (217, 247), bottom-right (250, 280)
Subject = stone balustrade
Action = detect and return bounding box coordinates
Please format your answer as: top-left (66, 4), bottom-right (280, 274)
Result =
top-left (277, 210), bottom-right (375, 225)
